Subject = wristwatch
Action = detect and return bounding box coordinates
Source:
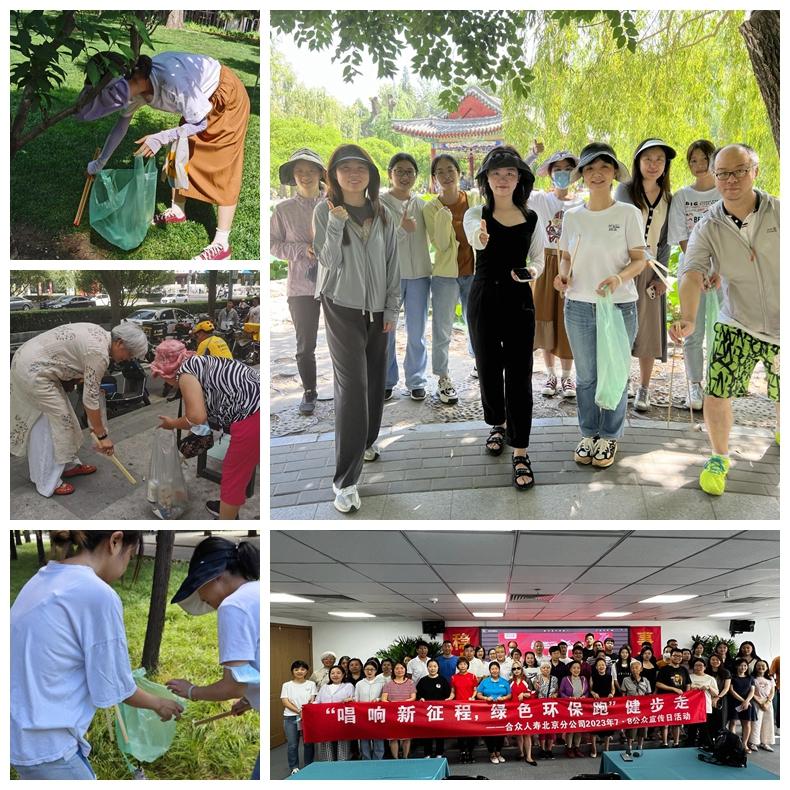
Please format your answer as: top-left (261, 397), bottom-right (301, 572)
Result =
top-left (96, 433), bottom-right (108, 441)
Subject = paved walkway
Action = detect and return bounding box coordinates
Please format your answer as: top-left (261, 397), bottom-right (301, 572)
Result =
top-left (271, 418), bottom-right (779, 521)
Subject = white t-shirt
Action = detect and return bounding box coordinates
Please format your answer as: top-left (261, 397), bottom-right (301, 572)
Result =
top-left (280, 680), bottom-right (317, 717)
top-left (497, 657), bottom-right (513, 680)
top-left (10, 563), bottom-right (137, 766)
top-left (218, 580), bottom-right (260, 711)
top-left (560, 201), bottom-right (646, 304)
top-left (528, 190), bottom-right (585, 247)
top-left (667, 185), bottom-right (720, 245)
top-left (123, 52), bottom-right (221, 123)
top-left (464, 657), bottom-right (487, 679)
top-left (407, 656), bottom-right (430, 684)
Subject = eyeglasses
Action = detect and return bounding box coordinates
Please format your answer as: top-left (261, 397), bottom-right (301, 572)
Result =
top-left (714, 166), bottom-right (755, 181)
top-left (393, 169), bottom-right (416, 178)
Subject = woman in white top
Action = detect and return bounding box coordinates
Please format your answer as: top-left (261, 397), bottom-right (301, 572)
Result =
top-left (280, 661), bottom-right (317, 774)
top-left (10, 531), bottom-right (183, 780)
top-left (750, 660), bottom-right (776, 751)
top-left (556, 142), bottom-right (646, 469)
top-left (166, 536), bottom-right (261, 779)
top-left (313, 666), bottom-right (354, 762)
top-left (354, 662), bottom-right (387, 759)
top-left (666, 139), bottom-right (721, 411)
top-left (688, 657), bottom-right (721, 748)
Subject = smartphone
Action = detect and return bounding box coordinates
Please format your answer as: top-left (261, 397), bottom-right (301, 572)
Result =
top-left (512, 267), bottom-right (533, 282)
top-left (646, 284), bottom-right (657, 299)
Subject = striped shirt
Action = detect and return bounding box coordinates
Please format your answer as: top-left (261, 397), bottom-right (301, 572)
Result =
top-left (177, 355), bottom-right (259, 428)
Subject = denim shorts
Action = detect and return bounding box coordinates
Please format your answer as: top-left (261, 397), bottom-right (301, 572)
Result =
top-left (13, 748), bottom-right (96, 780)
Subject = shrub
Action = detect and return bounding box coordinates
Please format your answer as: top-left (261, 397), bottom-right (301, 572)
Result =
top-left (375, 635), bottom-right (442, 664)
top-left (690, 633), bottom-right (737, 657)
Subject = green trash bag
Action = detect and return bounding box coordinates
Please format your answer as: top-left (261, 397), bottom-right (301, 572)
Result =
top-left (115, 668), bottom-right (183, 765)
top-left (595, 290), bottom-right (632, 411)
top-left (704, 286), bottom-right (721, 351)
top-left (90, 155), bottom-right (157, 250)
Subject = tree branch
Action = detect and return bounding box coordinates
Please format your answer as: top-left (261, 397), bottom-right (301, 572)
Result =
top-left (673, 12), bottom-right (730, 52)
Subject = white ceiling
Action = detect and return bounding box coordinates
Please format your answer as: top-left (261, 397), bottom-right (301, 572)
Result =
top-left (270, 530), bottom-right (780, 623)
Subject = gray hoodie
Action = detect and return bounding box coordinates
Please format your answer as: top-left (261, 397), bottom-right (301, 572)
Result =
top-left (680, 190), bottom-right (779, 344)
top-left (312, 199), bottom-right (401, 325)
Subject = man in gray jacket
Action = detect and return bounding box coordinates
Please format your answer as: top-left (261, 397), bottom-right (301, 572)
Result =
top-left (671, 143), bottom-right (779, 496)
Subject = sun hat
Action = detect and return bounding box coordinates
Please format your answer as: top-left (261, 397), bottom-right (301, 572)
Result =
top-left (475, 147), bottom-right (534, 180)
top-left (634, 138), bottom-right (677, 161)
top-left (171, 543), bottom-right (241, 615)
top-left (537, 150), bottom-right (580, 179)
top-left (570, 143), bottom-right (631, 183)
top-left (278, 148), bottom-right (327, 186)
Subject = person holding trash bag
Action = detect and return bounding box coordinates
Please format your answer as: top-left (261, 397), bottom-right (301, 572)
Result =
top-left (10, 322), bottom-right (149, 498)
top-left (150, 339), bottom-right (260, 520)
top-left (75, 51), bottom-right (250, 261)
top-left (463, 145), bottom-right (545, 490)
top-left (11, 531), bottom-right (183, 780)
top-left (166, 536), bottom-right (260, 779)
top-left (556, 142), bottom-right (646, 468)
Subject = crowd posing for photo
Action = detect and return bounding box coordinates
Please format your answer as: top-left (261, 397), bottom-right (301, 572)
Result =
top-left (271, 137), bottom-right (779, 513)
top-left (279, 637), bottom-right (778, 774)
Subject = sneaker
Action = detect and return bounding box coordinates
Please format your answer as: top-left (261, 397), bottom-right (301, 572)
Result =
top-left (471, 364), bottom-right (479, 379)
top-left (490, 756), bottom-right (499, 765)
top-left (699, 455), bottom-right (730, 496)
top-left (364, 444), bottom-right (380, 462)
top-left (542, 373), bottom-right (559, 396)
top-left (438, 375), bottom-right (458, 404)
top-left (627, 379), bottom-right (635, 399)
top-left (574, 436), bottom-right (597, 465)
top-left (560, 377), bottom-right (577, 399)
top-left (152, 207), bottom-right (186, 225)
top-left (684, 382), bottom-right (704, 411)
top-left (332, 483), bottom-right (361, 513)
top-left (634, 386), bottom-right (650, 411)
top-left (384, 388), bottom-right (394, 401)
top-left (192, 242), bottom-right (232, 261)
top-left (290, 768), bottom-right (299, 775)
top-left (591, 437), bottom-right (617, 468)
top-left (497, 755), bottom-right (506, 763)
top-left (299, 389), bottom-right (317, 415)
top-left (410, 388), bottom-right (427, 400)
top-left (204, 500), bottom-right (239, 519)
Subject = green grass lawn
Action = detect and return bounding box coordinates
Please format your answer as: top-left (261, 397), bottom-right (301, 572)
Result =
top-left (10, 541), bottom-right (259, 780)
top-left (11, 21), bottom-right (260, 261)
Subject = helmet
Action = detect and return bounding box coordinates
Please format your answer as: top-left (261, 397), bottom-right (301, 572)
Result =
top-left (192, 320), bottom-right (215, 335)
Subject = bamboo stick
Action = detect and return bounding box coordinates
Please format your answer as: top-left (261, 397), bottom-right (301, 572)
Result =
top-left (114, 705), bottom-right (130, 744)
top-left (73, 147), bottom-right (101, 226)
top-left (193, 709), bottom-right (235, 726)
top-left (91, 432), bottom-right (137, 485)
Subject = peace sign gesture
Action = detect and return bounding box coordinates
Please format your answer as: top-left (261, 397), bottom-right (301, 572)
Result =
top-left (400, 201), bottom-right (417, 233)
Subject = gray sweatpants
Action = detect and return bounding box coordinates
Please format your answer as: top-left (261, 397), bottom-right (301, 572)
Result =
top-left (321, 296), bottom-right (388, 488)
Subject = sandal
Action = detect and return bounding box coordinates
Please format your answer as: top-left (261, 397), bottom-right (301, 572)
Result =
top-left (512, 454), bottom-right (535, 490)
top-left (486, 426), bottom-right (506, 456)
top-left (54, 482), bottom-right (75, 495)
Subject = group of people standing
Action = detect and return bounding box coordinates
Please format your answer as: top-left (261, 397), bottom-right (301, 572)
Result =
top-left (270, 135), bottom-right (779, 512)
top-left (279, 636), bottom-right (777, 774)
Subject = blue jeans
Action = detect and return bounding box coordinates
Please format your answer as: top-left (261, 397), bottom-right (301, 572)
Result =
top-left (684, 288), bottom-right (721, 383)
top-left (13, 748), bottom-right (96, 780)
top-left (251, 752), bottom-right (260, 779)
top-left (386, 276), bottom-right (430, 389)
top-left (284, 716), bottom-right (314, 771)
top-left (564, 298), bottom-right (638, 440)
top-left (431, 274), bottom-right (474, 376)
top-left (360, 738), bottom-right (385, 760)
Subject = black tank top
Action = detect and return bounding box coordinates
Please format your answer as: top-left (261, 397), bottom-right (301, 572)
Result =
top-left (474, 205), bottom-right (538, 282)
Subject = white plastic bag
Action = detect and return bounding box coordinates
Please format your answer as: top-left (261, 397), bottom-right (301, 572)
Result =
top-left (147, 430), bottom-right (188, 519)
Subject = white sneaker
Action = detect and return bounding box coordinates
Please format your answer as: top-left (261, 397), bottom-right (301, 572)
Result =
top-left (634, 387), bottom-right (650, 412)
top-left (574, 436), bottom-right (597, 465)
top-left (332, 484), bottom-right (360, 513)
top-left (364, 445), bottom-right (380, 462)
top-left (438, 375), bottom-right (458, 404)
top-left (627, 379), bottom-right (635, 399)
top-left (591, 437), bottom-right (617, 468)
top-left (560, 377), bottom-right (577, 399)
top-left (497, 755), bottom-right (506, 763)
top-left (541, 373), bottom-right (559, 396)
top-left (471, 364), bottom-right (479, 379)
top-left (684, 382), bottom-right (704, 411)
top-left (290, 768), bottom-right (300, 775)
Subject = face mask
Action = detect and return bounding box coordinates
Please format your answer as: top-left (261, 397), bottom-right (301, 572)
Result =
top-left (551, 170), bottom-right (572, 189)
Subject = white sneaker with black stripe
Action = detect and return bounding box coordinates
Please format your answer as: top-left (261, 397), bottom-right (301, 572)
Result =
top-left (438, 375), bottom-right (458, 404)
top-left (574, 436), bottom-right (597, 465)
top-left (591, 438), bottom-right (617, 468)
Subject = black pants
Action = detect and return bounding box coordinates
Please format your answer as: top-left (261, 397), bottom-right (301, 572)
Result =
top-left (421, 737), bottom-right (445, 757)
top-left (288, 295), bottom-right (321, 392)
top-left (484, 735), bottom-right (504, 753)
top-left (468, 277), bottom-right (535, 447)
top-left (457, 737), bottom-right (475, 755)
top-left (321, 296), bottom-right (387, 488)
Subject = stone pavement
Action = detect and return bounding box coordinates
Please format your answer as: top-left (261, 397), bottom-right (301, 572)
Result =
top-left (11, 389), bottom-right (261, 522)
top-left (271, 417), bottom-right (779, 521)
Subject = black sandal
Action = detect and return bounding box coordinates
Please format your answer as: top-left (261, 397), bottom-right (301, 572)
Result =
top-left (486, 426), bottom-right (506, 456)
top-left (512, 454), bottom-right (535, 490)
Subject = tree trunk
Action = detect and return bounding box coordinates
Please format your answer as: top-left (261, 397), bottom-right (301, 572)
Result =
top-left (207, 270), bottom-right (217, 319)
top-left (35, 530), bottom-right (46, 567)
top-left (14, 531), bottom-right (22, 545)
top-left (247, 531), bottom-right (257, 537)
top-left (166, 10), bottom-right (185, 29)
top-left (141, 531), bottom-right (175, 674)
top-left (11, 533), bottom-right (17, 561)
top-left (23, 530), bottom-right (31, 542)
top-left (740, 10), bottom-right (780, 153)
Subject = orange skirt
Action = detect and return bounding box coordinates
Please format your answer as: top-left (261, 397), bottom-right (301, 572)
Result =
top-left (177, 65), bottom-right (251, 206)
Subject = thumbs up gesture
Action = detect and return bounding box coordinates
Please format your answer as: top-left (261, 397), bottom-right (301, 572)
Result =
top-left (327, 200), bottom-right (348, 222)
top-left (532, 139), bottom-right (545, 157)
top-left (479, 219), bottom-right (489, 248)
top-left (400, 202), bottom-right (417, 233)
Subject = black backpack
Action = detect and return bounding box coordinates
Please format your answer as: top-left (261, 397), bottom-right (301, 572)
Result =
top-left (698, 729), bottom-right (748, 768)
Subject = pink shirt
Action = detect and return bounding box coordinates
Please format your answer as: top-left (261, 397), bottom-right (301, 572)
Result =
top-left (382, 678), bottom-right (416, 702)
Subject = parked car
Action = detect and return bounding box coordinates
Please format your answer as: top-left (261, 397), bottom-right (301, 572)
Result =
top-left (124, 307), bottom-right (195, 341)
top-left (40, 295), bottom-right (96, 309)
top-left (91, 293), bottom-right (111, 306)
top-left (10, 296), bottom-right (34, 311)
top-left (160, 293), bottom-right (189, 304)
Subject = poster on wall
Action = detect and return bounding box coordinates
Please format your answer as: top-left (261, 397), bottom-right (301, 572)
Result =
top-left (444, 627), bottom-right (481, 655)
top-left (629, 626), bottom-right (662, 656)
top-left (492, 628), bottom-right (630, 653)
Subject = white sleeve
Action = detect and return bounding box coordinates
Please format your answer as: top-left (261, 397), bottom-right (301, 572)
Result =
top-left (528, 223), bottom-right (545, 277)
top-left (625, 207), bottom-right (646, 250)
top-left (667, 188), bottom-right (688, 245)
top-left (463, 205), bottom-right (485, 248)
top-left (559, 211), bottom-right (574, 252)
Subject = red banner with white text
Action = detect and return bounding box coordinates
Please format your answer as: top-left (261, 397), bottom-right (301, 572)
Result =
top-left (301, 691), bottom-right (706, 743)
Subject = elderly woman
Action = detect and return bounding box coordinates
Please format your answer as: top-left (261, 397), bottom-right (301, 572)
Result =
top-left (10, 322), bottom-right (148, 497)
top-left (150, 339), bottom-right (259, 520)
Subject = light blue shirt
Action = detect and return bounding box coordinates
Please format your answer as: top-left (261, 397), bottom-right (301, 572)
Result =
top-left (10, 563), bottom-right (137, 766)
top-left (477, 676), bottom-right (511, 700)
top-left (218, 580), bottom-right (260, 711)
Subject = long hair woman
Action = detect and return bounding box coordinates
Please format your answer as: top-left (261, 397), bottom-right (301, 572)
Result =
top-left (463, 145), bottom-right (545, 490)
top-left (166, 536), bottom-right (260, 778)
top-left (313, 143), bottom-right (400, 514)
top-left (11, 531), bottom-right (183, 780)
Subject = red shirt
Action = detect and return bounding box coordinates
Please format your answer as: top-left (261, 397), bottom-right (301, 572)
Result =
top-left (511, 680), bottom-right (533, 700)
top-left (451, 672), bottom-right (477, 701)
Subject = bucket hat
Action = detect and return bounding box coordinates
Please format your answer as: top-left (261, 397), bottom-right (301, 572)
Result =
top-left (537, 150), bottom-right (580, 179)
top-left (475, 147), bottom-right (534, 181)
top-left (278, 148), bottom-right (327, 186)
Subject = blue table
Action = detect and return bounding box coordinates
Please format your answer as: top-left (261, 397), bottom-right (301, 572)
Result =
top-left (287, 757), bottom-right (450, 780)
top-left (601, 748), bottom-right (778, 779)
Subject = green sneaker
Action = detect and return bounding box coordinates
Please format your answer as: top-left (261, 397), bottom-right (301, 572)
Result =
top-left (699, 455), bottom-right (730, 496)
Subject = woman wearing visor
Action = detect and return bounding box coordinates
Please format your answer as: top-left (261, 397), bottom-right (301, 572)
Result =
top-left (166, 536), bottom-right (260, 779)
top-left (74, 51), bottom-right (250, 261)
